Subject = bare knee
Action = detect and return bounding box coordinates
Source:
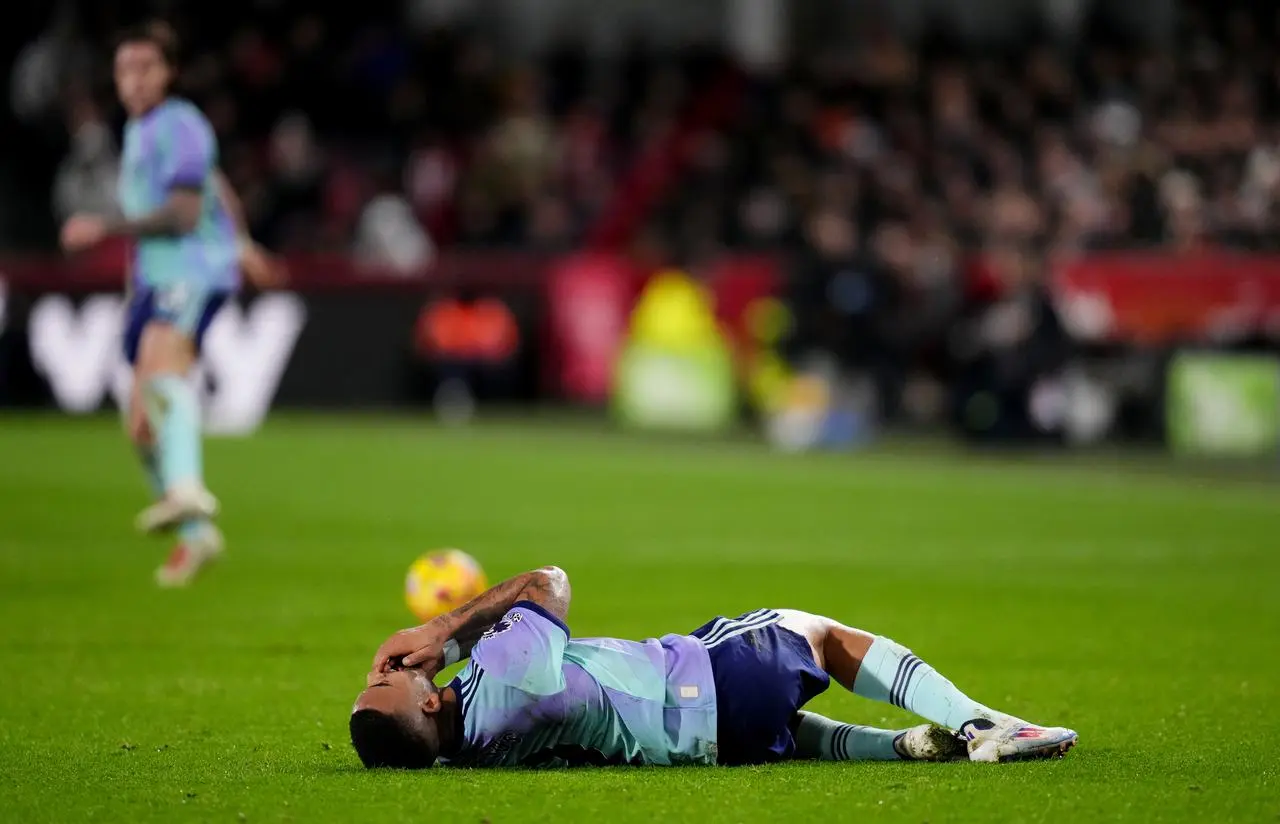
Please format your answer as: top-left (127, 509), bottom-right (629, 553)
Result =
top-left (776, 610), bottom-right (876, 690)
top-left (775, 610), bottom-right (839, 670)
top-left (137, 322), bottom-right (195, 377)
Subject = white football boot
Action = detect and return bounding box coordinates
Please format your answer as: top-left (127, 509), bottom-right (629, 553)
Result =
top-left (963, 717), bottom-right (1078, 762)
top-left (893, 724), bottom-right (969, 761)
top-left (155, 521), bottom-right (225, 588)
top-left (136, 481), bottom-right (219, 533)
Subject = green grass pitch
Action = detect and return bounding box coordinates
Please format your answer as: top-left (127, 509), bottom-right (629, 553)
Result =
top-left (1, 415), bottom-right (1277, 822)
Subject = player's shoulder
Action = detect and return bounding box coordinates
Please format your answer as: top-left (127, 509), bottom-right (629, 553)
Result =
top-left (161, 97), bottom-right (205, 119)
top-left (468, 602), bottom-right (570, 693)
top-left (472, 602), bottom-right (568, 657)
top-left (158, 98), bottom-right (213, 133)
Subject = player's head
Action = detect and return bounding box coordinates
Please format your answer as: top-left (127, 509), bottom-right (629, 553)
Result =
top-left (114, 21), bottom-right (178, 116)
top-left (350, 668), bottom-right (445, 769)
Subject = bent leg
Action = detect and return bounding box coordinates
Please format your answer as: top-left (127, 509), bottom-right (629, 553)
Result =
top-left (125, 290), bottom-right (209, 540)
top-left (775, 609), bottom-right (1014, 730)
top-left (138, 321), bottom-right (202, 494)
top-left (132, 284), bottom-right (228, 535)
top-left (777, 609), bottom-right (1078, 762)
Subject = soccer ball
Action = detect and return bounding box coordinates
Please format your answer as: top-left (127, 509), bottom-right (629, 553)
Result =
top-left (404, 549), bottom-right (488, 622)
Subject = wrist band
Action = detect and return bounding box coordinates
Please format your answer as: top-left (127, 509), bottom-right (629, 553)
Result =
top-left (442, 638), bottom-right (461, 667)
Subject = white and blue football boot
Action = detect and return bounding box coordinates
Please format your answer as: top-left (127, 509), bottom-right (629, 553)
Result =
top-left (962, 717), bottom-right (1078, 762)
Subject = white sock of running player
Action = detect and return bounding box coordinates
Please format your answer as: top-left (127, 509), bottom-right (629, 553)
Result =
top-left (851, 636), bottom-right (1017, 730)
top-left (135, 443), bottom-right (209, 546)
top-left (793, 712), bottom-right (904, 761)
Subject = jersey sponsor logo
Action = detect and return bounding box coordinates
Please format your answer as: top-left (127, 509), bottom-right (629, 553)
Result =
top-left (28, 292), bottom-right (305, 435)
top-left (481, 611), bottom-right (523, 640)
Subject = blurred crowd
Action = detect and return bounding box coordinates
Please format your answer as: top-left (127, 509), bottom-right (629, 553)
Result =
top-left (647, 5), bottom-right (1280, 431)
top-left (664, 10), bottom-right (1280, 260)
top-left (7, 2), bottom-right (1280, 432)
top-left (15, 5), bottom-right (1280, 263)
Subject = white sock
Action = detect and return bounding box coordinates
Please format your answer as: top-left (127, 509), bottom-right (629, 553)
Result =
top-left (137, 444), bottom-right (209, 546)
top-left (851, 636), bottom-right (1017, 730)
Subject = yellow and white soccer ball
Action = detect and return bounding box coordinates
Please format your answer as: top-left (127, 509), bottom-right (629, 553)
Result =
top-left (405, 549), bottom-right (488, 622)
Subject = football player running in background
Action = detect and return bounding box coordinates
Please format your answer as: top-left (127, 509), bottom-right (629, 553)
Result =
top-left (60, 21), bottom-right (283, 586)
top-left (355, 565), bottom-right (1077, 768)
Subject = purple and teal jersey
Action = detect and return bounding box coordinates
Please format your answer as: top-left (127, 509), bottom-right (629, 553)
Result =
top-left (118, 98), bottom-right (239, 292)
top-left (439, 602), bottom-right (718, 768)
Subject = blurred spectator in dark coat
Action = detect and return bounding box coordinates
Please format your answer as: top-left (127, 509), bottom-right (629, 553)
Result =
top-left (52, 90), bottom-right (118, 222)
top-left (783, 209), bottom-right (908, 420)
top-left (949, 239), bottom-right (1069, 444)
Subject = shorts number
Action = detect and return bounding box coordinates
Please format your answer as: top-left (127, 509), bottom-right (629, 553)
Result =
top-left (156, 284), bottom-right (189, 316)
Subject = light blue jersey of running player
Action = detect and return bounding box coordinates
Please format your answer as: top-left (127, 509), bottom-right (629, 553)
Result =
top-left (118, 98), bottom-right (239, 292)
top-left (439, 602), bottom-right (718, 768)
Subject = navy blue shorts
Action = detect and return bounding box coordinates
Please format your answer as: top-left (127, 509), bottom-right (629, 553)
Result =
top-left (123, 284), bottom-right (231, 365)
top-left (691, 609), bottom-right (830, 766)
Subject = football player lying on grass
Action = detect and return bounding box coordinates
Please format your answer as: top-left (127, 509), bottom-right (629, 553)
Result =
top-left (355, 566), bottom-right (1077, 768)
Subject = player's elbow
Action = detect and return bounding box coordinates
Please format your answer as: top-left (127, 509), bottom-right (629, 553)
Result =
top-left (529, 566), bottom-right (571, 619)
top-left (535, 565), bottom-right (569, 594)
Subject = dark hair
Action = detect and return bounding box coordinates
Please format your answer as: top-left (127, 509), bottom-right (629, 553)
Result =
top-left (116, 20), bottom-right (180, 67)
top-left (349, 709), bottom-right (436, 769)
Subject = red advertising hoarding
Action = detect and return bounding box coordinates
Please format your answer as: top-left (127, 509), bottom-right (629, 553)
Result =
top-left (1052, 252), bottom-right (1280, 344)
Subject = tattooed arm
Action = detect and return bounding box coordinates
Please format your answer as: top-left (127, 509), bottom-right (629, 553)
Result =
top-left (439, 566), bottom-right (570, 659)
top-left (105, 188), bottom-right (203, 238)
top-left (61, 189), bottom-right (202, 252)
top-left (371, 567), bottom-right (570, 675)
